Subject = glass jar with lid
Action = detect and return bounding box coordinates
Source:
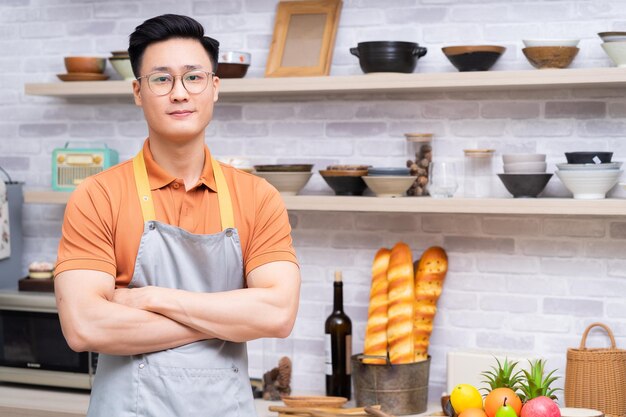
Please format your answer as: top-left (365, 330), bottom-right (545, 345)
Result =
top-left (463, 149), bottom-right (495, 198)
top-left (405, 133), bottom-right (433, 196)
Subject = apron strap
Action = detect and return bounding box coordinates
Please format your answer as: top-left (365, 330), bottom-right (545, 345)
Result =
top-left (132, 149), bottom-right (235, 231)
top-left (133, 151), bottom-right (156, 222)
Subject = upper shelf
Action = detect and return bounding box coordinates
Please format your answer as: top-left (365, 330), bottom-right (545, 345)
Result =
top-left (24, 67), bottom-right (626, 98)
top-left (24, 190), bottom-right (626, 216)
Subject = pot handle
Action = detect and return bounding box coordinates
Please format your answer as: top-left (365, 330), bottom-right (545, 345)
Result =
top-left (413, 46), bottom-right (428, 58)
top-left (349, 47), bottom-right (360, 57)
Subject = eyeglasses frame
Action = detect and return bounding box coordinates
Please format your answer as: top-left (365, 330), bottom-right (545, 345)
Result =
top-left (136, 70), bottom-right (217, 96)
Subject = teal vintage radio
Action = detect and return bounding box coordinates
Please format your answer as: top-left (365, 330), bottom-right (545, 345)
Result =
top-left (52, 143), bottom-right (119, 191)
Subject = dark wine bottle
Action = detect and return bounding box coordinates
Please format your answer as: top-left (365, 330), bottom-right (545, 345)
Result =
top-left (325, 271), bottom-right (352, 399)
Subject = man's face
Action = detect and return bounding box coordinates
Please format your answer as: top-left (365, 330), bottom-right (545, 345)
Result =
top-left (132, 37), bottom-right (219, 143)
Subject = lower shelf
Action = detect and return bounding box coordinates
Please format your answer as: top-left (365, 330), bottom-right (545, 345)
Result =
top-left (23, 190), bottom-right (626, 216)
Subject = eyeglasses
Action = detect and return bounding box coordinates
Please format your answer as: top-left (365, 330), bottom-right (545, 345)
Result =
top-left (136, 70), bottom-right (215, 96)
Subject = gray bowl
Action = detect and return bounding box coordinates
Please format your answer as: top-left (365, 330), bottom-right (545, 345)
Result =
top-left (497, 173), bottom-right (553, 198)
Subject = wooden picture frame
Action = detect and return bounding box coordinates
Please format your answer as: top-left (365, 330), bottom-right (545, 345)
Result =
top-left (265, 0), bottom-right (342, 77)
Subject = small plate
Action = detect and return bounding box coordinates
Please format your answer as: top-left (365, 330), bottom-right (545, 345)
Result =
top-left (281, 395), bottom-right (348, 408)
top-left (557, 162), bottom-right (622, 171)
top-left (57, 73), bottom-right (109, 81)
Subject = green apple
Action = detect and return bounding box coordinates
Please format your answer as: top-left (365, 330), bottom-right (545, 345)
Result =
top-left (495, 397), bottom-right (518, 417)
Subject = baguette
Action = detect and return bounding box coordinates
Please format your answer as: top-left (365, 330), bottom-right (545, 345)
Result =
top-left (363, 248), bottom-right (391, 365)
top-left (386, 242), bottom-right (415, 364)
top-left (413, 246), bottom-right (448, 362)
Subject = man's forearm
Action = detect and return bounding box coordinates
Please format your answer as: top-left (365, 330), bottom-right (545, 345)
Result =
top-left (145, 286), bottom-right (294, 342)
top-left (77, 300), bottom-right (207, 355)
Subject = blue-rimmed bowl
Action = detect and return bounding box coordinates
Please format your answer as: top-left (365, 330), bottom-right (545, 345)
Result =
top-left (367, 167), bottom-right (411, 176)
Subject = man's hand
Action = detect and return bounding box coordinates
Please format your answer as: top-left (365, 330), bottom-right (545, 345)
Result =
top-left (113, 286), bottom-right (160, 310)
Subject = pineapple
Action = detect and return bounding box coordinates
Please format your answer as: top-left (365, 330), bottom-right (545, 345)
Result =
top-left (480, 357), bottom-right (523, 393)
top-left (519, 359), bottom-right (561, 402)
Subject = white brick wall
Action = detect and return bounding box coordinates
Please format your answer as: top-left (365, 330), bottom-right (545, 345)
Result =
top-left (2, 0), bottom-right (626, 402)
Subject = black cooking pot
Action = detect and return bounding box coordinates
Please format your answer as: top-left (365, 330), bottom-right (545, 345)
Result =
top-left (350, 41), bottom-right (428, 73)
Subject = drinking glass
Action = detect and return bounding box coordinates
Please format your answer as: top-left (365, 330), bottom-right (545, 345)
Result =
top-left (428, 161), bottom-right (458, 198)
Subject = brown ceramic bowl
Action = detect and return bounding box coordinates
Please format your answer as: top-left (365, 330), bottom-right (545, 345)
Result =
top-left (326, 164), bottom-right (371, 171)
top-left (442, 45), bottom-right (506, 71)
top-left (64, 56), bottom-right (106, 74)
top-left (522, 46), bottom-right (579, 69)
top-left (216, 63), bottom-right (249, 79)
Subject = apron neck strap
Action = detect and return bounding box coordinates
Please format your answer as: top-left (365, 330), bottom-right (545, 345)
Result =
top-left (132, 149), bottom-right (235, 231)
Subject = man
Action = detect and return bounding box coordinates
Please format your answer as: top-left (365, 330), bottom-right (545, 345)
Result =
top-left (55, 14), bottom-right (301, 417)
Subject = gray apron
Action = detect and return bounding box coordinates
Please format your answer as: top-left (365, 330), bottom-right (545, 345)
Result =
top-left (87, 150), bottom-right (256, 417)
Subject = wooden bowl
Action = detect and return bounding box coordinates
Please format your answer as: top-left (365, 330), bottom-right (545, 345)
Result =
top-left (522, 46), bottom-right (579, 69)
top-left (64, 56), bottom-right (106, 74)
top-left (281, 396), bottom-right (348, 408)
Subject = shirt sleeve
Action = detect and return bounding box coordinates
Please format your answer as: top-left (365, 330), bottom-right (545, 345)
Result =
top-left (55, 176), bottom-right (117, 278)
top-left (244, 178), bottom-right (299, 276)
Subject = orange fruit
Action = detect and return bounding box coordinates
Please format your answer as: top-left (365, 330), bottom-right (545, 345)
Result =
top-left (484, 388), bottom-right (522, 417)
top-left (459, 408), bottom-right (488, 417)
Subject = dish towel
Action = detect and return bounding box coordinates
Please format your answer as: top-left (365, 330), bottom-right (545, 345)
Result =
top-left (0, 181), bottom-right (10, 260)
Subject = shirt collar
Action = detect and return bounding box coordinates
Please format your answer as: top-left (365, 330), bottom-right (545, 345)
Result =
top-left (142, 139), bottom-right (217, 192)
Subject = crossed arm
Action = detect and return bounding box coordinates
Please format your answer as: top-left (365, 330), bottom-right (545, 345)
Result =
top-left (55, 261), bottom-right (301, 355)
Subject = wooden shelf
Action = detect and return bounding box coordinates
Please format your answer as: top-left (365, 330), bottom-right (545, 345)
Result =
top-left (24, 190), bottom-right (626, 216)
top-left (24, 67), bottom-right (626, 98)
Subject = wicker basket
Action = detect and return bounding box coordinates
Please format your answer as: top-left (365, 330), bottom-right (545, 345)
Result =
top-left (565, 322), bottom-right (626, 417)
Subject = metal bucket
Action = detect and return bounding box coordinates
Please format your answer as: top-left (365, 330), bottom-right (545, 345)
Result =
top-left (351, 353), bottom-right (430, 416)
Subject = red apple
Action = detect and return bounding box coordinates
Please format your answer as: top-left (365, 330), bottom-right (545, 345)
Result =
top-left (520, 396), bottom-right (560, 417)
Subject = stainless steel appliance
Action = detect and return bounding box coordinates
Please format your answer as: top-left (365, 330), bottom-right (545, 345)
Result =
top-left (0, 291), bottom-right (95, 389)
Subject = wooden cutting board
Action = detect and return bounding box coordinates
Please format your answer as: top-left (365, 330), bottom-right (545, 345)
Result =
top-left (269, 405), bottom-right (379, 416)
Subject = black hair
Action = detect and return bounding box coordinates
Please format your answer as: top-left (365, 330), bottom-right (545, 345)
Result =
top-left (128, 14), bottom-right (219, 77)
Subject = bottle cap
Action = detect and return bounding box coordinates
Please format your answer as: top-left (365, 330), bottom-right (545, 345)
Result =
top-left (334, 271), bottom-right (342, 282)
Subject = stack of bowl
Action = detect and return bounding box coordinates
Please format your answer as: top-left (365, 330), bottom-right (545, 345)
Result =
top-left (253, 164), bottom-right (313, 195)
top-left (109, 50), bottom-right (134, 80)
top-left (362, 167), bottom-right (415, 197)
top-left (58, 57), bottom-right (108, 81)
top-left (598, 32), bottom-right (626, 67)
top-left (521, 39), bottom-right (580, 69)
top-left (497, 154), bottom-right (553, 198)
top-left (556, 152), bottom-right (623, 199)
top-left (319, 165), bottom-right (370, 196)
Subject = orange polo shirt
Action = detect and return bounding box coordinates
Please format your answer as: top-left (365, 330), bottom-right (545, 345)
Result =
top-left (55, 140), bottom-right (298, 287)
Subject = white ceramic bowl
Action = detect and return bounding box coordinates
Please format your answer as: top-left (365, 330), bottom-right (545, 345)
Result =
top-left (556, 169), bottom-right (622, 199)
top-left (109, 58), bottom-right (134, 80)
top-left (559, 407), bottom-right (604, 417)
top-left (601, 41), bottom-right (626, 67)
top-left (557, 162), bottom-right (622, 171)
top-left (502, 153), bottom-right (546, 164)
top-left (362, 175), bottom-right (416, 197)
top-left (598, 31), bottom-right (626, 42)
top-left (503, 161), bottom-right (547, 173)
top-left (522, 39), bottom-right (580, 47)
top-left (253, 171), bottom-right (312, 195)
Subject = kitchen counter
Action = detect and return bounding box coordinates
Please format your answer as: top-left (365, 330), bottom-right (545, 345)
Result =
top-left (0, 383), bottom-right (439, 416)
